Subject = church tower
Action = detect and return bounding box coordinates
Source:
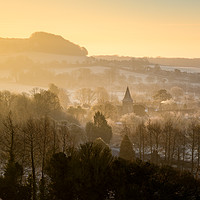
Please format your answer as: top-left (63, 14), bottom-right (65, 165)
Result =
top-left (122, 87), bottom-right (133, 114)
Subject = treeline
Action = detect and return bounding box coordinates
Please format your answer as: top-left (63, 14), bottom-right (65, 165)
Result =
top-left (0, 61), bottom-right (128, 89)
top-left (1, 88), bottom-right (200, 199)
top-left (46, 147), bottom-right (200, 200)
top-left (1, 54), bottom-right (200, 95)
top-left (121, 113), bottom-right (200, 173)
top-left (0, 88), bottom-right (84, 200)
top-left (0, 88), bottom-right (113, 200)
top-left (149, 57), bottom-right (200, 68)
top-left (0, 57), bottom-right (148, 89)
top-left (1, 140), bottom-right (200, 200)
top-left (0, 114), bottom-right (85, 200)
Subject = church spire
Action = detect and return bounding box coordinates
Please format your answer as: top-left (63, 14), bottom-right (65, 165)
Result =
top-left (123, 87), bottom-right (133, 102)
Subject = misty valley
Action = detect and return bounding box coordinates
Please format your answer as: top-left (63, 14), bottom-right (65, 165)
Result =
top-left (1, 32), bottom-right (200, 199)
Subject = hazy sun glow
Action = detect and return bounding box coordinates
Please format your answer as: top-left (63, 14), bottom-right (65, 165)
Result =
top-left (1, 0), bottom-right (200, 57)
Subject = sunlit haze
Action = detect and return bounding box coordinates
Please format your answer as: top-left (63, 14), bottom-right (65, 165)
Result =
top-left (2, 1), bottom-right (200, 199)
top-left (1, 0), bottom-right (200, 57)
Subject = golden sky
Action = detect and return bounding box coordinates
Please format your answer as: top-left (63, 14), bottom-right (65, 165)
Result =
top-left (1, 0), bottom-right (200, 57)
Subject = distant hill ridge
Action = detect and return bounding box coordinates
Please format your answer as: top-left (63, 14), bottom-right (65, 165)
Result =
top-left (94, 55), bottom-right (200, 68)
top-left (0, 32), bottom-right (88, 56)
top-left (148, 57), bottom-right (200, 68)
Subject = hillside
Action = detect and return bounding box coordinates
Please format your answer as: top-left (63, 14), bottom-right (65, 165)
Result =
top-left (148, 57), bottom-right (200, 68)
top-left (0, 32), bottom-right (88, 56)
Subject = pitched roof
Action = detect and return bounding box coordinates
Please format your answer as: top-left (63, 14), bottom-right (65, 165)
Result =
top-left (123, 87), bottom-right (133, 102)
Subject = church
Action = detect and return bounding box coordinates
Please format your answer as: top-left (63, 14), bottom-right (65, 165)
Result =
top-left (122, 87), bottom-right (146, 116)
top-left (122, 87), bottom-right (134, 114)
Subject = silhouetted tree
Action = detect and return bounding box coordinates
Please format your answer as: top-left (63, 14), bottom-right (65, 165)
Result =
top-left (32, 89), bottom-right (61, 117)
top-left (46, 152), bottom-right (77, 200)
top-left (76, 143), bottom-right (113, 200)
top-left (0, 160), bottom-right (31, 200)
top-left (22, 118), bottom-right (39, 200)
top-left (86, 112), bottom-right (112, 143)
top-left (136, 122), bottom-right (146, 161)
top-left (119, 135), bottom-right (135, 161)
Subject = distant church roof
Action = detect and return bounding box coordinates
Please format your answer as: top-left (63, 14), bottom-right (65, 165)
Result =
top-left (122, 87), bottom-right (133, 102)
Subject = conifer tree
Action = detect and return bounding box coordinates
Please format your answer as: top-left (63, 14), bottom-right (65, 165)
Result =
top-left (86, 112), bottom-right (112, 143)
top-left (119, 135), bottom-right (135, 161)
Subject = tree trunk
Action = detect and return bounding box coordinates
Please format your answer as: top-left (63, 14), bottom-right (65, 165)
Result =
top-left (171, 134), bottom-right (176, 165)
top-left (196, 129), bottom-right (200, 178)
top-left (191, 128), bottom-right (195, 173)
top-left (139, 126), bottom-right (142, 160)
top-left (168, 130), bottom-right (171, 164)
top-left (142, 130), bottom-right (145, 162)
top-left (164, 132), bottom-right (168, 163)
top-left (182, 136), bottom-right (186, 171)
top-left (149, 130), bottom-right (152, 159)
top-left (30, 133), bottom-right (37, 200)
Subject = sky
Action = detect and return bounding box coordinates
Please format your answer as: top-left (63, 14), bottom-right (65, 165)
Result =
top-left (1, 0), bottom-right (200, 57)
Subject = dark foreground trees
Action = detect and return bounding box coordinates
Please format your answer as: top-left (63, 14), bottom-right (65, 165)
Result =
top-left (1, 141), bottom-right (200, 200)
top-left (0, 157), bottom-right (31, 200)
top-left (47, 143), bottom-right (113, 200)
top-left (111, 159), bottom-right (200, 200)
top-left (46, 143), bottom-right (200, 200)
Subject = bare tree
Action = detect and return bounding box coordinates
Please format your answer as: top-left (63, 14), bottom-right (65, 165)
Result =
top-left (162, 120), bottom-right (173, 164)
top-left (147, 119), bottom-right (153, 158)
top-left (196, 124), bottom-right (200, 177)
top-left (147, 120), bottom-right (162, 164)
top-left (23, 118), bottom-right (39, 200)
top-left (136, 122), bottom-right (146, 161)
top-left (75, 88), bottom-right (96, 105)
top-left (2, 112), bottom-right (19, 162)
top-left (57, 121), bottom-right (70, 153)
top-left (188, 120), bottom-right (197, 173)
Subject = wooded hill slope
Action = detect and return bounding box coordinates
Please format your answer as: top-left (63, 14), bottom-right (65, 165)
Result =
top-left (0, 32), bottom-right (88, 56)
